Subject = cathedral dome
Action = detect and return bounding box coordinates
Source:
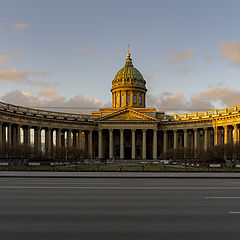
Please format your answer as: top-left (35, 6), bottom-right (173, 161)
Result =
top-left (111, 52), bottom-right (147, 108)
top-left (112, 53), bottom-right (146, 86)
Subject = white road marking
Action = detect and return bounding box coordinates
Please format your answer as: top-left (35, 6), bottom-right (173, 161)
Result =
top-left (1, 186), bottom-right (240, 190)
top-left (6, 182), bottom-right (121, 185)
top-left (205, 197), bottom-right (240, 199)
top-left (229, 212), bottom-right (240, 214)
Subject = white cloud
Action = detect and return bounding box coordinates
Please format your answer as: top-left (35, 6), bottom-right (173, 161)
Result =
top-left (12, 24), bottom-right (29, 30)
top-left (166, 49), bottom-right (195, 64)
top-left (39, 88), bottom-right (62, 101)
top-left (0, 52), bottom-right (19, 67)
top-left (219, 41), bottom-right (240, 66)
top-left (1, 90), bottom-right (102, 114)
top-left (0, 69), bottom-right (50, 87)
top-left (147, 87), bottom-right (240, 113)
top-left (2, 87), bottom-right (240, 115)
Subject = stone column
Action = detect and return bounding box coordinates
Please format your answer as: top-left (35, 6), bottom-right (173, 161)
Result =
top-left (131, 129), bottom-right (136, 159)
top-left (234, 124), bottom-right (238, 144)
top-left (50, 129), bottom-right (54, 150)
top-left (184, 129), bottom-right (188, 148)
top-left (224, 126), bottom-right (228, 145)
top-left (45, 128), bottom-right (51, 153)
top-left (142, 129), bottom-right (147, 160)
top-left (214, 127), bottom-right (218, 145)
top-left (120, 129), bottom-right (124, 159)
top-left (12, 125), bottom-right (17, 148)
top-left (153, 129), bottom-right (157, 160)
top-left (56, 129), bottom-right (62, 149)
top-left (194, 129), bottom-right (198, 150)
top-left (0, 122), bottom-right (3, 149)
top-left (2, 124), bottom-right (6, 148)
top-left (109, 129), bottom-right (113, 159)
top-left (163, 130), bottom-right (168, 153)
top-left (16, 125), bottom-right (21, 146)
top-left (7, 123), bottom-right (12, 148)
top-left (98, 129), bottom-right (103, 159)
top-left (34, 127), bottom-right (41, 153)
top-left (173, 130), bottom-right (178, 150)
top-left (24, 126), bottom-right (30, 147)
top-left (88, 130), bottom-right (93, 158)
top-left (204, 128), bottom-right (208, 151)
top-left (0, 122), bottom-right (2, 149)
top-left (67, 129), bottom-right (71, 148)
top-left (78, 130), bottom-right (82, 150)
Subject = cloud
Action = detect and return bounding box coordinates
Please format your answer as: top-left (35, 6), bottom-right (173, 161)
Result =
top-left (175, 65), bottom-right (191, 75)
top-left (0, 52), bottom-right (19, 67)
top-left (218, 41), bottom-right (240, 66)
top-left (1, 90), bottom-right (102, 114)
top-left (12, 24), bottom-right (29, 30)
top-left (166, 49), bottom-right (195, 64)
top-left (39, 88), bottom-right (62, 101)
top-left (0, 69), bottom-right (50, 87)
top-left (2, 87), bottom-right (240, 115)
top-left (147, 87), bottom-right (240, 113)
top-left (72, 45), bottom-right (91, 54)
top-left (205, 56), bottom-right (215, 61)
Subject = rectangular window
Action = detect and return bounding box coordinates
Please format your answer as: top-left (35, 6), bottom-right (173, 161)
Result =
top-left (133, 95), bottom-right (137, 104)
top-left (139, 96), bottom-right (142, 104)
top-left (121, 95), bottom-right (124, 103)
top-left (127, 94), bottom-right (130, 103)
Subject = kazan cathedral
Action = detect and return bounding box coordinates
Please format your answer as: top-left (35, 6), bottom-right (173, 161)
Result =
top-left (0, 52), bottom-right (240, 160)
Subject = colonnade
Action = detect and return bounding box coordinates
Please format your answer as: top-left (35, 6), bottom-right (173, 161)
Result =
top-left (0, 122), bottom-right (88, 154)
top-left (214, 124), bottom-right (239, 145)
top-left (0, 121), bottom-right (239, 159)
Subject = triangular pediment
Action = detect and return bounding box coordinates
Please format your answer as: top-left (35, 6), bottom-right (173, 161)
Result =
top-left (98, 108), bottom-right (157, 121)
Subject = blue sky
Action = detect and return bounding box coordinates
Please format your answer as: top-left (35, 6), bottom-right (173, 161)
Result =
top-left (1, 0), bottom-right (240, 113)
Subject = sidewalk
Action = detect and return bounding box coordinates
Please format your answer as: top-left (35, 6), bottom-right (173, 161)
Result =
top-left (1, 171), bottom-right (240, 178)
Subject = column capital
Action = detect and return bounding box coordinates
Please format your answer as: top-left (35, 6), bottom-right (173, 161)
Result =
top-left (131, 129), bottom-right (136, 132)
top-left (142, 129), bottom-right (147, 133)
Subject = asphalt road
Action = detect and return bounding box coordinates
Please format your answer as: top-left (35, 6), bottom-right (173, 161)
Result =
top-left (1, 178), bottom-right (240, 240)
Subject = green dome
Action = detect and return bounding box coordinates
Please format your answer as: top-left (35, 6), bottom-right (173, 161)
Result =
top-left (114, 54), bottom-right (144, 82)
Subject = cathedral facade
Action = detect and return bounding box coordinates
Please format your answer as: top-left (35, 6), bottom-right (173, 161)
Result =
top-left (0, 52), bottom-right (240, 160)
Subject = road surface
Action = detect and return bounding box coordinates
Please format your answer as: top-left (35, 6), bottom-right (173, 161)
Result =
top-left (0, 178), bottom-right (240, 240)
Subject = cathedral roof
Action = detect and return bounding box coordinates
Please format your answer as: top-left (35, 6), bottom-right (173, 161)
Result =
top-left (113, 53), bottom-right (145, 83)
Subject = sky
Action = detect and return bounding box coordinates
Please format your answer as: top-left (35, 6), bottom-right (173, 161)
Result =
top-left (1, 0), bottom-right (240, 114)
